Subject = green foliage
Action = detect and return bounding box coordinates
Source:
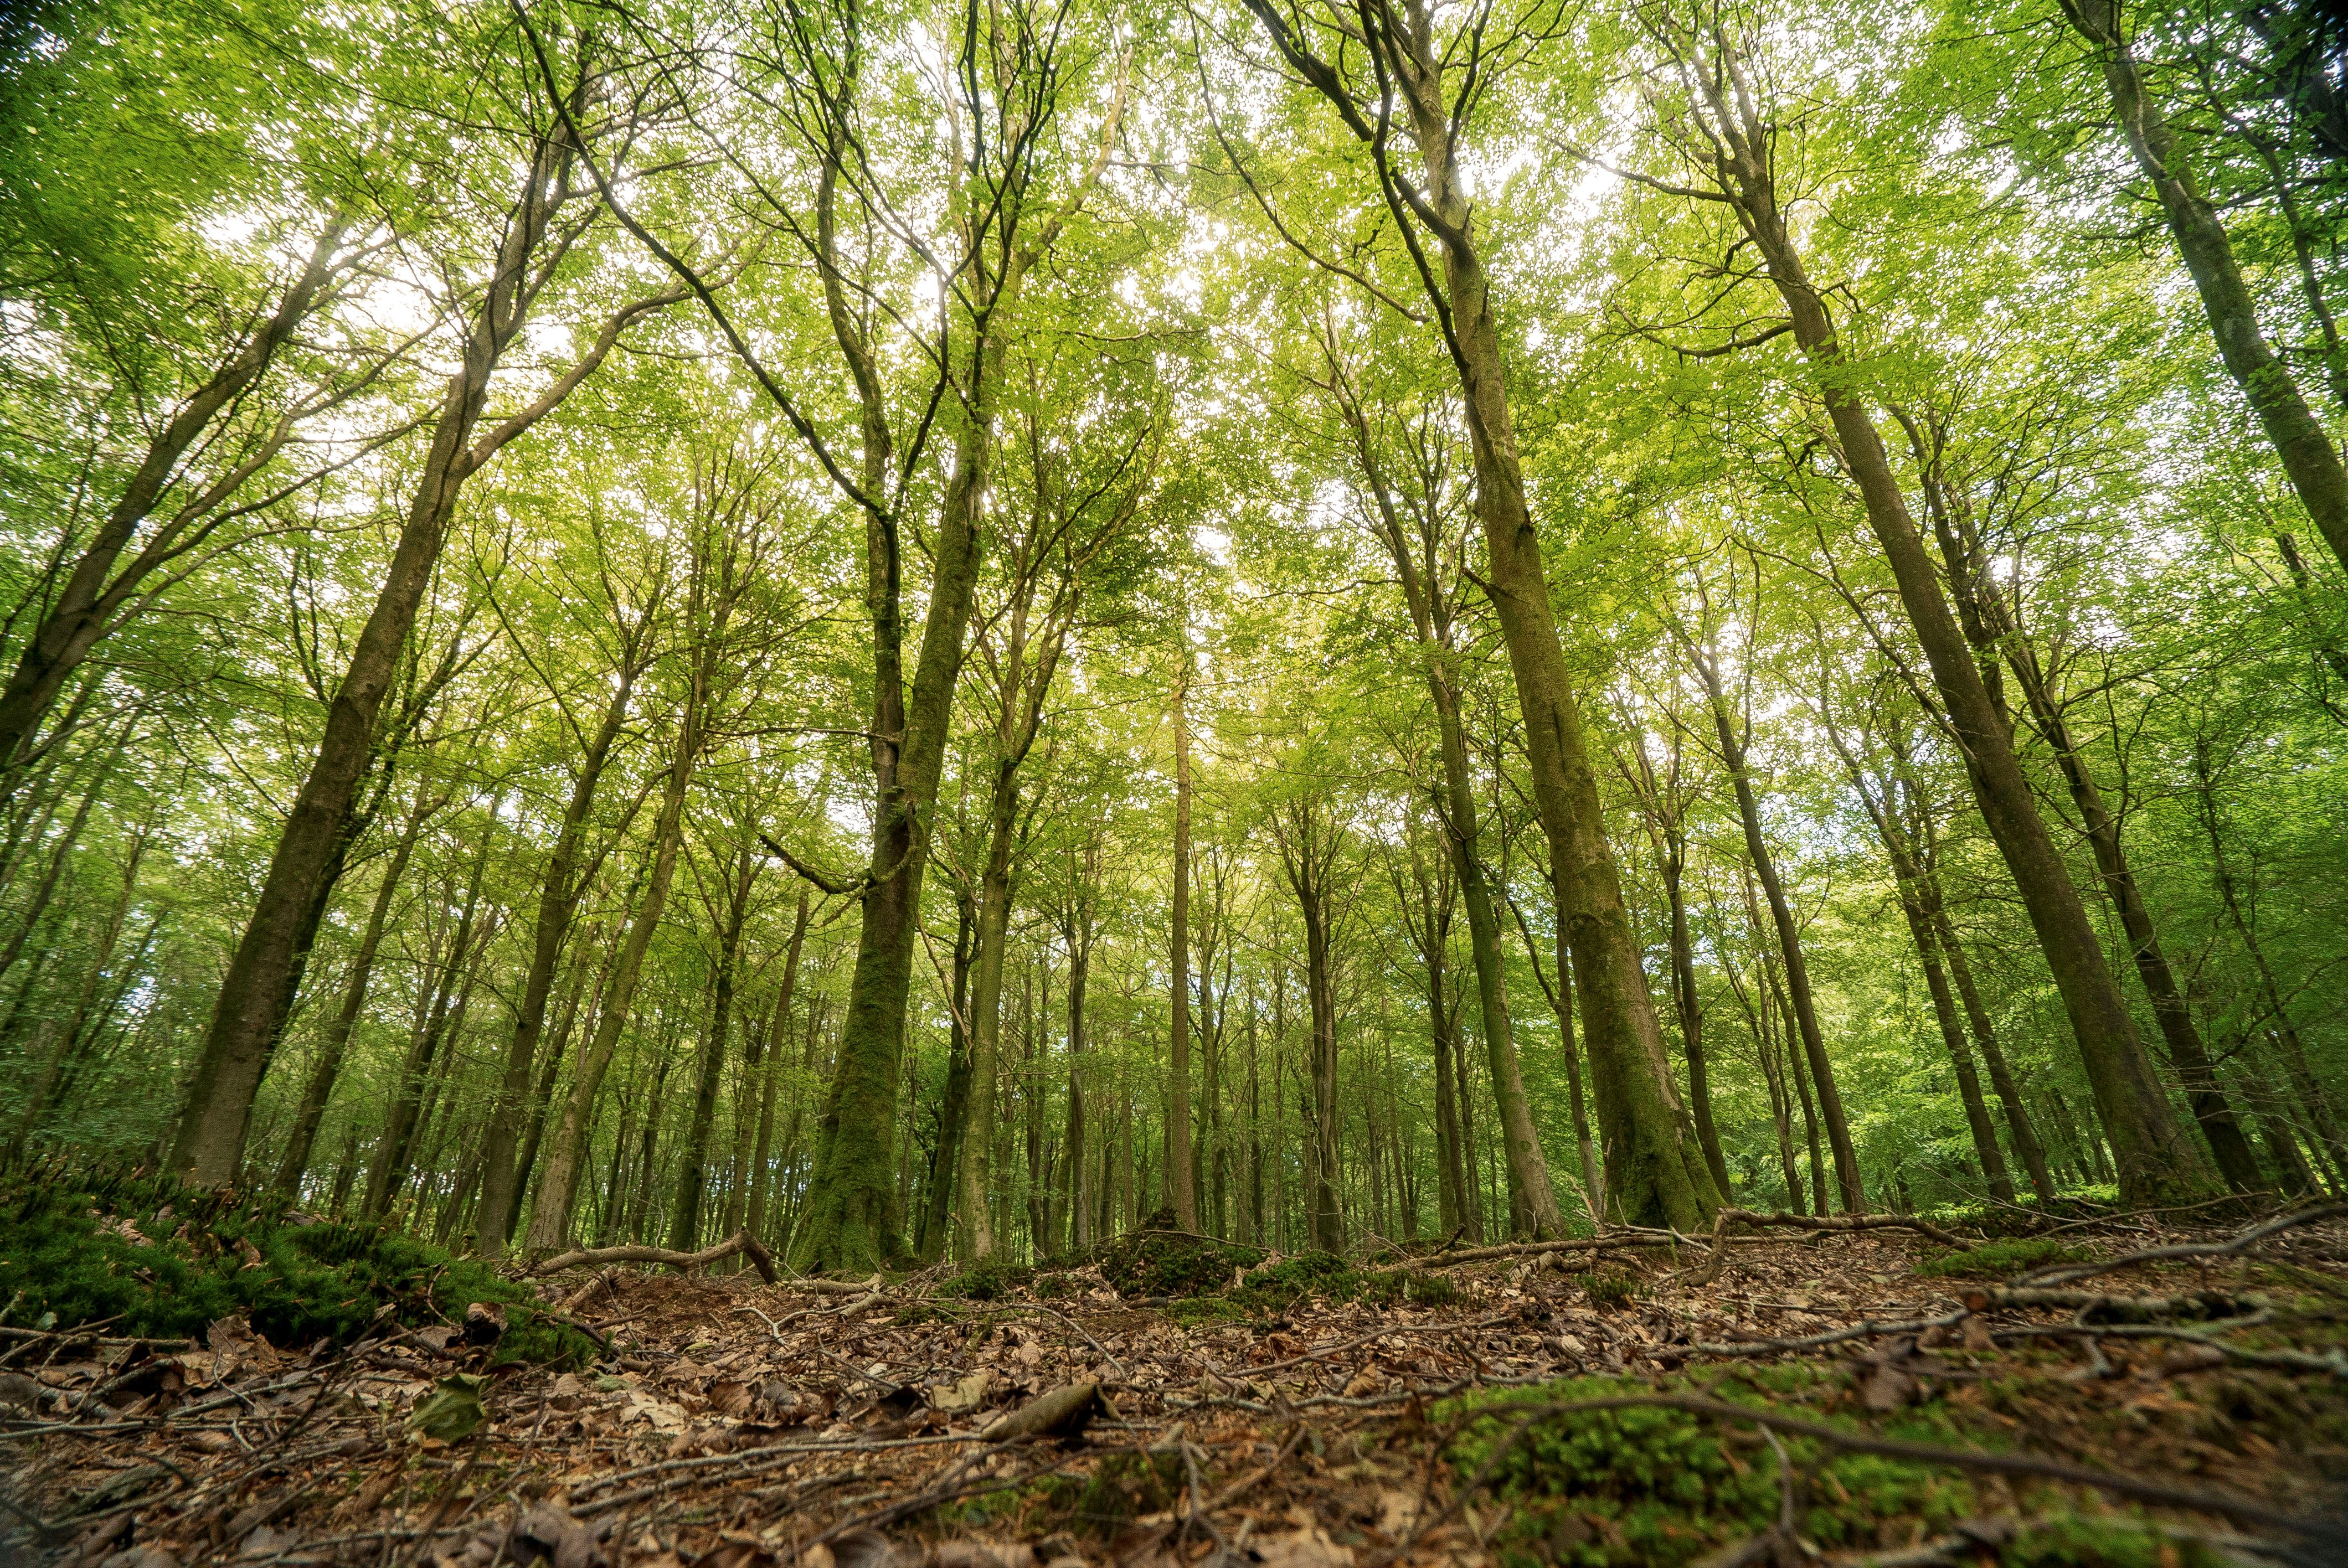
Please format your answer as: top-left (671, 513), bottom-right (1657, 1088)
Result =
top-left (1440, 1373), bottom-right (1974, 1567)
top-left (0, 1166), bottom-right (583, 1363)
top-left (1569, 1272), bottom-right (1646, 1307)
top-left (1097, 1225), bottom-right (1264, 1298)
top-left (2000, 1517), bottom-right (2229, 1568)
top-left (1232, 1253), bottom-right (1456, 1311)
top-left (1914, 1239), bottom-right (2083, 1279)
top-left (942, 1257), bottom-right (1036, 1301)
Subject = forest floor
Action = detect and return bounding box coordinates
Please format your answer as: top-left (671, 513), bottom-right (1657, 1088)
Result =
top-left (8, 1205), bottom-right (2348, 1568)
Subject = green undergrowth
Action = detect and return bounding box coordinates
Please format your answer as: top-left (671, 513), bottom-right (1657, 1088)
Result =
top-left (1094, 1221), bottom-right (1455, 1314)
top-left (0, 1164), bottom-right (588, 1364)
top-left (1436, 1367), bottom-right (2221, 1567)
top-left (1916, 1238), bottom-right (2084, 1279)
top-left (1571, 1271), bottom-right (1645, 1307)
top-left (941, 1257), bottom-right (1036, 1301)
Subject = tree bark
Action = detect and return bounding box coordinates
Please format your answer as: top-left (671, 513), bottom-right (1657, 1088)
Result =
top-left (170, 105), bottom-right (680, 1184)
top-left (672, 843), bottom-right (759, 1249)
top-left (1669, 36), bottom-right (2206, 1205)
top-left (271, 783), bottom-right (433, 1194)
top-left (2059, 0), bottom-right (2348, 579)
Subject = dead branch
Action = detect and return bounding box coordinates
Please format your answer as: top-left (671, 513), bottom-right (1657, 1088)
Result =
top-left (2015, 1203), bottom-right (2348, 1290)
top-left (529, 1227), bottom-right (778, 1285)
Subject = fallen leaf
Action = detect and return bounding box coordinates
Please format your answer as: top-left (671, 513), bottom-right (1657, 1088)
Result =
top-left (1860, 1361), bottom-right (1917, 1412)
top-left (933, 1543), bottom-right (1036, 1568)
top-left (930, 1370), bottom-right (993, 1415)
top-left (406, 1373), bottom-right (491, 1444)
top-left (1253, 1527), bottom-right (1353, 1568)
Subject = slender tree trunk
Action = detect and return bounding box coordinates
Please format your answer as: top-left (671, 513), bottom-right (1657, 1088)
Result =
top-left (476, 657), bottom-right (642, 1250)
top-left (524, 714), bottom-right (700, 1251)
top-left (8, 826), bottom-right (147, 1153)
top-left (1166, 651), bottom-right (1198, 1230)
top-left (272, 785), bottom-right (431, 1194)
top-left (364, 810), bottom-right (497, 1221)
top-left (741, 890), bottom-right (808, 1244)
top-left (1702, 659), bottom-right (1862, 1211)
top-left (1662, 847), bottom-right (1731, 1200)
top-left (2061, 0), bottom-right (2348, 579)
top-left (916, 891), bottom-right (977, 1263)
top-left (671, 845), bottom-right (757, 1249)
top-left (170, 121), bottom-right (617, 1184)
top-left (1678, 48), bottom-right (2205, 1204)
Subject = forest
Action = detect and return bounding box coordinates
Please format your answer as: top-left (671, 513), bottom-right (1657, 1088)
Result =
top-left (4, 0), bottom-right (2348, 1562)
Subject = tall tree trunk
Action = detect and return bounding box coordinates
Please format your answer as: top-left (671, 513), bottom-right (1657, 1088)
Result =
top-left (916, 889), bottom-right (977, 1263)
top-left (1662, 842), bottom-right (1731, 1200)
top-left (2196, 741), bottom-right (2348, 1180)
top-left (170, 110), bottom-right (677, 1183)
top-left (1906, 457), bottom-right (2261, 1193)
top-left (8, 823), bottom-right (148, 1154)
top-left (477, 651), bottom-right (644, 1250)
top-left (524, 698), bottom-right (702, 1250)
top-left (1166, 649), bottom-right (1199, 1231)
top-left (1336, 394), bottom-right (1566, 1237)
top-left (1246, 0), bottom-right (1712, 1226)
top-left (272, 784), bottom-right (432, 1194)
top-left (364, 805), bottom-right (498, 1221)
top-left (2059, 0), bottom-right (2348, 579)
top-left (741, 890), bottom-right (809, 1244)
top-left (1700, 652), bottom-right (1862, 1211)
top-left (1818, 708), bottom-right (2014, 1204)
top-left (673, 844), bottom-right (759, 1249)
top-left (1672, 42), bottom-right (2206, 1205)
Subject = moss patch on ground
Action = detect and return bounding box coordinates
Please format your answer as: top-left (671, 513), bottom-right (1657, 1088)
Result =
top-left (0, 1164), bottom-right (585, 1363)
top-left (1914, 1237), bottom-right (2084, 1278)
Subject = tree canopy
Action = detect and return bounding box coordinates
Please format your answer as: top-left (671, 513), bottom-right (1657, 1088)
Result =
top-left (2, 0), bottom-right (2344, 1272)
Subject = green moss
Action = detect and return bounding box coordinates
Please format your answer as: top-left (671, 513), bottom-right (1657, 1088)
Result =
top-left (0, 1165), bottom-right (587, 1364)
top-left (1439, 1374), bottom-right (1975, 1567)
top-left (1166, 1296), bottom-right (1249, 1325)
top-left (1097, 1224), bottom-right (1262, 1297)
top-left (1570, 1271), bottom-right (1645, 1307)
top-left (2004, 1515), bottom-right (2228, 1568)
top-left (942, 1257), bottom-right (1034, 1301)
top-left (1915, 1238), bottom-right (2083, 1279)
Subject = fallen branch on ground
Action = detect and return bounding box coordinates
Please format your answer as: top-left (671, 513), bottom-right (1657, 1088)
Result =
top-left (529, 1227), bottom-right (778, 1284)
top-left (2015, 1203), bottom-right (2348, 1290)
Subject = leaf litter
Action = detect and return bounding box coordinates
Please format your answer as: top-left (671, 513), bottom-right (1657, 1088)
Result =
top-left (6, 1205), bottom-right (2348, 1568)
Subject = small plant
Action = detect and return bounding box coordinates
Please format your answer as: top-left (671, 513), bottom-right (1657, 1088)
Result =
top-left (1572, 1271), bottom-right (1644, 1307)
top-left (1915, 1237), bottom-right (2082, 1279)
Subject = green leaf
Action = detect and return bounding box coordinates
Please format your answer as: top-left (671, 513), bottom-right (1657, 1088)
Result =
top-left (405, 1373), bottom-right (489, 1445)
